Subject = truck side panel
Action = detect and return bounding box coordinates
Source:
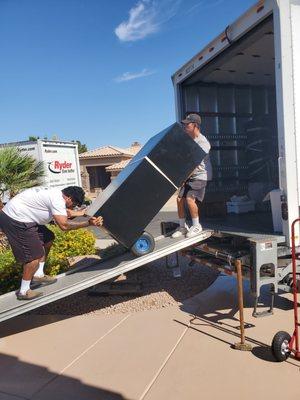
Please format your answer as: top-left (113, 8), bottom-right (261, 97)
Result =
top-left (273, 0), bottom-right (300, 244)
top-left (291, 1), bottom-right (300, 206)
top-left (40, 141), bottom-right (82, 189)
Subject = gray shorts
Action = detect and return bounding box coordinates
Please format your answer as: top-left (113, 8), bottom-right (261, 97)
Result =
top-left (178, 180), bottom-right (207, 202)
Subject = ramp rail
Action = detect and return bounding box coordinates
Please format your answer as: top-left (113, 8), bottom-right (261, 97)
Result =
top-left (0, 231), bottom-right (212, 323)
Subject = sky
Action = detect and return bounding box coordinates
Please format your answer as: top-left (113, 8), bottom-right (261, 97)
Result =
top-left (0, 0), bottom-right (255, 150)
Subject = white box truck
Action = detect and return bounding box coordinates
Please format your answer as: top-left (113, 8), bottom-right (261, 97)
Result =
top-left (0, 139), bottom-right (82, 192)
top-left (172, 0), bottom-right (300, 313)
top-left (172, 0), bottom-right (300, 247)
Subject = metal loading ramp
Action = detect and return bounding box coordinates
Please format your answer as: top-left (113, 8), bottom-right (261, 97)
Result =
top-left (0, 231), bottom-right (213, 323)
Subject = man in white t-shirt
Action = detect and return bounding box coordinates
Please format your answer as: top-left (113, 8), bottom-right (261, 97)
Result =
top-left (0, 186), bottom-right (103, 300)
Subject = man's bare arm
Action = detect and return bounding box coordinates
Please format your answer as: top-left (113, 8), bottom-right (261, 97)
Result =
top-left (53, 214), bottom-right (103, 231)
top-left (66, 208), bottom-right (87, 218)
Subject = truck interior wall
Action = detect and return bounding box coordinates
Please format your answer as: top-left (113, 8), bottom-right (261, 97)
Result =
top-left (180, 15), bottom-right (279, 234)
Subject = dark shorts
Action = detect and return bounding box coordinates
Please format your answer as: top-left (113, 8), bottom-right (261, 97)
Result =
top-left (178, 180), bottom-right (207, 202)
top-left (0, 211), bottom-right (55, 264)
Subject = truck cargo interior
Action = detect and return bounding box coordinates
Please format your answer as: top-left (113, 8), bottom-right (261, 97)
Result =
top-left (180, 15), bottom-right (280, 236)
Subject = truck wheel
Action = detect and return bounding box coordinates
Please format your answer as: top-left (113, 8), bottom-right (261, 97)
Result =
top-left (131, 232), bottom-right (155, 257)
top-left (271, 331), bottom-right (291, 362)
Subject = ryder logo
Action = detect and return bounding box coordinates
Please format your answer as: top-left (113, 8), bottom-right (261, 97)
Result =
top-left (48, 161), bottom-right (73, 174)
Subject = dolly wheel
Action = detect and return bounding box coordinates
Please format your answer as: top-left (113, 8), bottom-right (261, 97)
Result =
top-left (271, 331), bottom-right (291, 362)
top-left (131, 232), bottom-right (155, 257)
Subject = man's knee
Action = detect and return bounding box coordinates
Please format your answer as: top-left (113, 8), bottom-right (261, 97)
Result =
top-left (177, 196), bottom-right (184, 204)
top-left (186, 195), bottom-right (196, 206)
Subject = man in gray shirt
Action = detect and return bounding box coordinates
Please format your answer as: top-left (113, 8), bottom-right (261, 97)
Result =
top-left (172, 113), bottom-right (212, 238)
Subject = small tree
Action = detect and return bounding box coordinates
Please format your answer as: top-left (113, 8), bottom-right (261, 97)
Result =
top-left (28, 135), bottom-right (48, 141)
top-left (0, 147), bottom-right (45, 207)
top-left (28, 135), bottom-right (39, 141)
top-left (73, 140), bottom-right (87, 154)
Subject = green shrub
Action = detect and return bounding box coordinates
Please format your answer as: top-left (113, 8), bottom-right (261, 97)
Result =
top-left (0, 226), bottom-right (96, 294)
top-left (0, 249), bottom-right (22, 294)
top-left (46, 226), bottom-right (96, 275)
top-left (83, 197), bottom-right (92, 206)
top-left (0, 233), bottom-right (9, 252)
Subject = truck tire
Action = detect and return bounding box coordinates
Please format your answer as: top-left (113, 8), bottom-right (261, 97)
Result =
top-left (131, 232), bottom-right (155, 257)
top-left (271, 331), bottom-right (291, 362)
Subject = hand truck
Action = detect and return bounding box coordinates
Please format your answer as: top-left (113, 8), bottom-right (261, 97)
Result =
top-left (271, 218), bottom-right (300, 361)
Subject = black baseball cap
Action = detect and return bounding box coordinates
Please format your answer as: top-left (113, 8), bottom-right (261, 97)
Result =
top-left (181, 113), bottom-right (201, 125)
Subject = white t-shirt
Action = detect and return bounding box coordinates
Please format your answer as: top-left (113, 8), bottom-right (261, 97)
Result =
top-left (3, 187), bottom-right (67, 224)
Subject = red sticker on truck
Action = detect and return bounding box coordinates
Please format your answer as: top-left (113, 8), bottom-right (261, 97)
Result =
top-left (48, 161), bottom-right (73, 174)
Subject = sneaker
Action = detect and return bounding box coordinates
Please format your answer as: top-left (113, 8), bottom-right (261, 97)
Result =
top-left (172, 226), bottom-right (188, 238)
top-left (32, 275), bottom-right (57, 285)
top-left (16, 289), bottom-right (43, 301)
top-left (186, 224), bottom-right (203, 238)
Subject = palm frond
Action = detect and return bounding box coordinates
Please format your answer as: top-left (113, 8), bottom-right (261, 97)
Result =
top-left (0, 147), bottom-right (45, 197)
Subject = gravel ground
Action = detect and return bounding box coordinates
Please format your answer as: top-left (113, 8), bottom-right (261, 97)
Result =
top-left (30, 255), bottom-right (219, 316)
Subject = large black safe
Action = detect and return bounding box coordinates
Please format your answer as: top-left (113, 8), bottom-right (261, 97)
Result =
top-left (87, 123), bottom-right (208, 248)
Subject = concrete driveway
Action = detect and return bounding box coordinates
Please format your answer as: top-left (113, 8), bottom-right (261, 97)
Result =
top-left (0, 274), bottom-right (299, 400)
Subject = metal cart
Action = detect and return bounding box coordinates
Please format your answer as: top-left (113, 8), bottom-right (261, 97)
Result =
top-left (271, 218), bottom-right (300, 361)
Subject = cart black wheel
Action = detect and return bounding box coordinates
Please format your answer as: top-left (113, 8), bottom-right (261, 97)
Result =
top-left (271, 331), bottom-right (291, 362)
top-left (131, 232), bottom-right (155, 257)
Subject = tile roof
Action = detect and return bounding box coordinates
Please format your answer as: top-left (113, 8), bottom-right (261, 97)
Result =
top-left (79, 145), bottom-right (133, 159)
top-left (106, 159), bottom-right (131, 172)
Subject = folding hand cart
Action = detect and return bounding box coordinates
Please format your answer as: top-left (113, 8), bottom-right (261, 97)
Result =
top-left (271, 218), bottom-right (300, 361)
